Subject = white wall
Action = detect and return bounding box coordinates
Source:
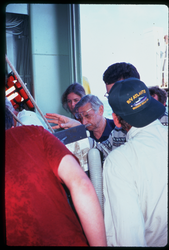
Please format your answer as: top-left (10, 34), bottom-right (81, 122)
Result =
top-left (132, 27), bottom-right (166, 87)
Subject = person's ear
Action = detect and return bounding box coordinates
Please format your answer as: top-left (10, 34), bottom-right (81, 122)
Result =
top-left (98, 105), bottom-right (104, 115)
top-left (112, 113), bottom-right (121, 128)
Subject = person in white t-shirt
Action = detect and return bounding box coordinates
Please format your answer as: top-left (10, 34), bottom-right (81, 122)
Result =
top-left (103, 77), bottom-right (167, 247)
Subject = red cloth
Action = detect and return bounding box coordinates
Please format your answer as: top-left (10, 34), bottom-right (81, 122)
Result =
top-left (5, 125), bottom-right (88, 246)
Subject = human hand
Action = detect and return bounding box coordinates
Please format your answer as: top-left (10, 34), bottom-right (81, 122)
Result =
top-left (45, 113), bottom-right (81, 129)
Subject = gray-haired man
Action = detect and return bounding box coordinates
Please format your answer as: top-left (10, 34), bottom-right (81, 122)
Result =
top-left (74, 94), bottom-right (115, 143)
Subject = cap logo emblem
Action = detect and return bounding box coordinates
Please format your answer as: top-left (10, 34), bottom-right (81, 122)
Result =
top-left (126, 89), bottom-right (149, 110)
top-left (126, 89), bottom-right (146, 104)
top-left (131, 95), bottom-right (149, 110)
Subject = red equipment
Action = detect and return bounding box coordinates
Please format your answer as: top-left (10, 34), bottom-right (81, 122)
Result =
top-left (5, 73), bottom-right (34, 110)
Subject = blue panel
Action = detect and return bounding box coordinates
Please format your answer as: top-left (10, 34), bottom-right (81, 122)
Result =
top-left (6, 4), bottom-right (28, 15)
top-left (30, 4), bottom-right (82, 117)
top-left (32, 54), bottom-right (71, 115)
top-left (30, 4), bottom-right (70, 55)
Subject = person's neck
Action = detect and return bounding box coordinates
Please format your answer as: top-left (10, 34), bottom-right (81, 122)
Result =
top-left (93, 117), bottom-right (107, 140)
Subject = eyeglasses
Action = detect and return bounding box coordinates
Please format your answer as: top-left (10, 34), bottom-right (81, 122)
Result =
top-left (104, 92), bottom-right (109, 98)
top-left (74, 108), bottom-right (93, 120)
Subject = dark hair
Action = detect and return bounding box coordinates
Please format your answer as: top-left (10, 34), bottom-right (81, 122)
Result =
top-left (5, 106), bottom-right (14, 130)
top-left (103, 62), bottom-right (140, 85)
top-left (116, 114), bottom-right (132, 131)
top-left (61, 83), bottom-right (86, 112)
top-left (149, 86), bottom-right (167, 105)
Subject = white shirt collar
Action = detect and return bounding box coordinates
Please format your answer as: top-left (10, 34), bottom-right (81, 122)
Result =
top-left (126, 119), bottom-right (161, 141)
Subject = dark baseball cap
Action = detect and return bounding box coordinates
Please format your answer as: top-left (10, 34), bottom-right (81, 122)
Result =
top-left (108, 77), bottom-right (165, 128)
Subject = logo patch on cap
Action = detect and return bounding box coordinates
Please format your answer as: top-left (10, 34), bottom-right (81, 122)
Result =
top-left (126, 89), bottom-right (149, 110)
top-left (131, 96), bottom-right (149, 110)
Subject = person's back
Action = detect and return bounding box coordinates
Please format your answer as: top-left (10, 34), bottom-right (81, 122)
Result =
top-left (129, 121), bottom-right (167, 246)
top-left (104, 119), bottom-right (168, 246)
top-left (5, 125), bottom-right (88, 246)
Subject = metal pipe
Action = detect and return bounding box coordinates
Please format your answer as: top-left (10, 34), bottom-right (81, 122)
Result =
top-left (88, 148), bottom-right (104, 214)
top-left (71, 4), bottom-right (77, 82)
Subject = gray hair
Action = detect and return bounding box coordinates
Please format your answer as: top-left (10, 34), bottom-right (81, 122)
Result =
top-left (74, 94), bottom-right (103, 113)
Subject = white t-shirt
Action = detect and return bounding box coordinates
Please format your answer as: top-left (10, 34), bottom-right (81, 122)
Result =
top-left (103, 119), bottom-right (168, 246)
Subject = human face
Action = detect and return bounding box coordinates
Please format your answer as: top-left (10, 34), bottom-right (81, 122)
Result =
top-left (151, 94), bottom-right (159, 101)
top-left (77, 103), bottom-right (102, 131)
top-left (106, 83), bottom-right (115, 94)
top-left (104, 78), bottom-right (124, 97)
top-left (67, 93), bottom-right (81, 114)
top-left (104, 84), bottom-right (115, 99)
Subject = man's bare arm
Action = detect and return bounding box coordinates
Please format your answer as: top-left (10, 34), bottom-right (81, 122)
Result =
top-left (57, 154), bottom-right (107, 246)
top-left (45, 113), bottom-right (81, 129)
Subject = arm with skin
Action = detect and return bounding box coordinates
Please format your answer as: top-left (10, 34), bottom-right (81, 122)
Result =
top-left (57, 154), bottom-right (107, 246)
top-left (45, 113), bottom-right (81, 129)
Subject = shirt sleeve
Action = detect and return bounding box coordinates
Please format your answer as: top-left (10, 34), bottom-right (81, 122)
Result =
top-left (42, 128), bottom-right (77, 182)
top-left (103, 149), bottom-right (147, 246)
